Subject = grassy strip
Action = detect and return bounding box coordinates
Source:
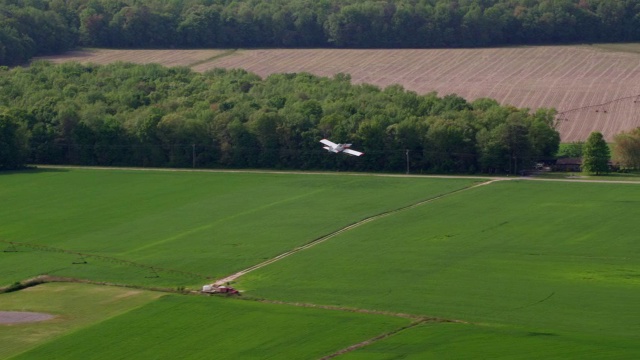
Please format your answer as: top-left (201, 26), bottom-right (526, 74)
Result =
top-left (0, 283), bottom-right (162, 359)
top-left (321, 318), bottom-right (435, 359)
top-left (339, 322), bottom-right (640, 359)
top-left (188, 49), bottom-right (237, 67)
top-left (11, 294), bottom-right (410, 360)
top-left (238, 180), bottom-right (640, 357)
top-left (214, 179), bottom-right (495, 285)
top-left (0, 169), bottom-right (477, 288)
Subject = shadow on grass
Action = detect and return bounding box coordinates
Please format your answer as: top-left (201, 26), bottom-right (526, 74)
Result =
top-left (0, 166), bottom-right (69, 176)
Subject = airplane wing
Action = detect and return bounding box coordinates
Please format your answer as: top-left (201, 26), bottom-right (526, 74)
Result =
top-left (319, 139), bottom-right (338, 147)
top-left (343, 148), bottom-right (364, 156)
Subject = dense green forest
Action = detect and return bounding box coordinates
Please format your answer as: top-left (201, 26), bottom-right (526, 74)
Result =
top-left (0, 61), bottom-right (559, 173)
top-left (2, 0), bottom-right (640, 65)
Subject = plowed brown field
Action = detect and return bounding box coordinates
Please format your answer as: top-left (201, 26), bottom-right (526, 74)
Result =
top-left (36, 45), bottom-right (640, 141)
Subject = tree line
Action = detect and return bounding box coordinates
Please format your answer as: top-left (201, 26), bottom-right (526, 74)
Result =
top-left (553, 129), bottom-right (640, 174)
top-left (2, 0), bottom-right (640, 65)
top-left (0, 61), bottom-right (560, 173)
top-left (583, 128), bottom-right (640, 174)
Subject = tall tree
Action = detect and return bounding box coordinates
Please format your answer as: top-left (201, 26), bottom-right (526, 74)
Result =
top-left (424, 116), bottom-right (477, 173)
top-left (582, 131), bottom-right (610, 175)
top-left (177, 5), bottom-right (221, 47)
top-left (0, 110), bottom-right (30, 170)
top-left (528, 108), bottom-right (560, 162)
top-left (501, 112), bottom-right (532, 174)
top-left (613, 127), bottom-right (640, 170)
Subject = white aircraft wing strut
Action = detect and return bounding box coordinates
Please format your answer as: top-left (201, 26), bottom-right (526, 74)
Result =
top-left (319, 139), bottom-right (338, 147)
top-left (343, 148), bottom-right (364, 157)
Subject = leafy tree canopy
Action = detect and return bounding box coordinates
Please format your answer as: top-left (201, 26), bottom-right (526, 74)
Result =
top-left (0, 108), bottom-right (30, 170)
top-left (0, 62), bottom-right (560, 173)
top-left (582, 131), bottom-right (610, 174)
top-left (613, 127), bottom-right (640, 170)
top-left (3, 0), bottom-right (640, 65)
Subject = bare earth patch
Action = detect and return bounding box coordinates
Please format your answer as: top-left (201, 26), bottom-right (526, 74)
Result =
top-left (0, 311), bottom-right (55, 324)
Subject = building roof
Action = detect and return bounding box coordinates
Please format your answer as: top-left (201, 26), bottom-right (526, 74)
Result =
top-left (555, 157), bottom-right (582, 165)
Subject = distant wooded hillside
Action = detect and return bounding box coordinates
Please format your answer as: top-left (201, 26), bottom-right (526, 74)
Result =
top-left (2, 0), bottom-right (640, 65)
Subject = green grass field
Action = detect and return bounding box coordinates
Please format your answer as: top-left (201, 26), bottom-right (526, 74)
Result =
top-left (12, 292), bottom-right (409, 360)
top-left (0, 168), bottom-right (478, 288)
top-left (340, 322), bottom-right (640, 359)
top-left (0, 283), bottom-right (162, 359)
top-left (237, 180), bottom-right (640, 357)
top-left (2, 169), bottom-right (639, 358)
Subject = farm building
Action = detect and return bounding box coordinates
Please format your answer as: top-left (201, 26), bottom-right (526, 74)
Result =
top-left (553, 158), bottom-right (618, 172)
top-left (554, 158), bottom-right (583, 172)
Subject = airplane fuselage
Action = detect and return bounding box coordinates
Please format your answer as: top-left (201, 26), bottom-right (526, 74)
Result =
top-left (324, 143), bottom-right (350, 153)
top-left (319, 139), bottom-right (363, 156)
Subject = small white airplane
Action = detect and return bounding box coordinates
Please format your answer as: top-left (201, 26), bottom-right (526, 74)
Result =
top-left (319, 139), bottom-right (364, 156)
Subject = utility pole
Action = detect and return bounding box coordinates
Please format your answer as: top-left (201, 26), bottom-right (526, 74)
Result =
top-left (406, 149), bottom-right (410, 174)
top-left (192, 144), bottom-right (196, 168)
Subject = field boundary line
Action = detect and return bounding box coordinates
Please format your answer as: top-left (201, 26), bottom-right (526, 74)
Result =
top-left (213, 179), bottom-right (499, 286)
top-left (319, 317), bottom-right (452, 360)
top-left (254, 299), bottom-right (467, 322)
top-left (0, 275), bottom-right (185, 294)
top-left (32, 164), bottom-right (499, 180)
top-left (32, 165), bottom-right (640, 184)
top-left (252, 299), bottom-right (468, 360)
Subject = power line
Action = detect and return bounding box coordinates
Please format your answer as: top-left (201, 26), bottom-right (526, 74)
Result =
top-left (556, 93), bottom-right (640, 122)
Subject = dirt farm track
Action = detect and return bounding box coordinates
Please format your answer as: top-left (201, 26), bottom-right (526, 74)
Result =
top-left (37, 44), bottom-right (640, 142)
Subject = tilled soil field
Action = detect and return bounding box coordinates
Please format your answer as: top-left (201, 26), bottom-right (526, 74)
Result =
top-left (36, 45), bottom-right (640, 141)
